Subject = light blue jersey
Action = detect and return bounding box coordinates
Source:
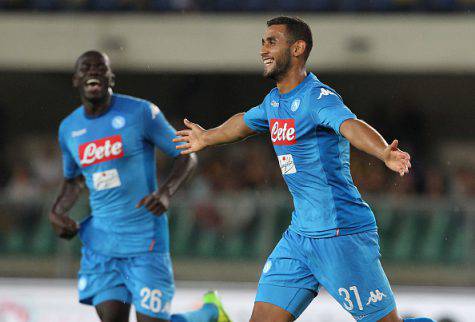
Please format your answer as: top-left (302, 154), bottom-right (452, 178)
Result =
top-left (244, 73), bottom-right (376, 237)
top-left (59, 93), bottom-right (180, 257)
top-left (247, 74), bottom-right (396, 321)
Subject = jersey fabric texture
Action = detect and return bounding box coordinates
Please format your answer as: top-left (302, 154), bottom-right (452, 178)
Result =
top-left (256, 229), bottom-right (396, 321)
top-left (244, 73), bottom-right (392, 320)
top-left (78, 247), bottom-right (175, 319)
top-left (243, 72), bottom-right (376, 237)
top-left (59, 93), bottom-right (180, 257)
top-left (59, 93), bottom-right (180, 313)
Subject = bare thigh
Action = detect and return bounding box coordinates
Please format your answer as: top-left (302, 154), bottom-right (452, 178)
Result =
top-left (95, 301), bottom-right (130, 322)
top-left (249, 301), bottom-right (295, 322)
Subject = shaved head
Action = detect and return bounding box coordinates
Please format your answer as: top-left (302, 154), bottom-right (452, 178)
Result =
top-left (75, 50), bottom-right (111, 71)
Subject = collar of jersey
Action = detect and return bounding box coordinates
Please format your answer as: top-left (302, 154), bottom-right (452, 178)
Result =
top-left (277, 72), bottom-right (317, 99)
top-left (82, 94), bottom-right (116, 119)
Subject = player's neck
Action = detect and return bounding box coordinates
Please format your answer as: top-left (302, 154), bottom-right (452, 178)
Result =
top-left (276, 67), bottom-right (307, 95)
top-left (82, 91), bottom-right (112, 117)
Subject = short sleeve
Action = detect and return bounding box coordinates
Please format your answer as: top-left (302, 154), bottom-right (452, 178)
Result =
top-left (58, 126), bottom-right (81, 179)
top-left (243, 101), bottom-right (269, 133)
top-left (310, 88), bottom-right (356, 135)
top-left (142, 102), bottom-right (181, 158)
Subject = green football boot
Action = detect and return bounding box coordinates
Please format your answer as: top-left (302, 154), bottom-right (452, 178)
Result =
top-left (203, 290), bottom-right (232, 322)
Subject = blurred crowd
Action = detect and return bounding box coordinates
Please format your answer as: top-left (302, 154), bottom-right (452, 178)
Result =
top-left (0, 127), bottom-right (474, 258)
top-left (0, 82), bottom-right (474, 257)
top-left (1, 129), bottom-right (474, 211)
top-left (1, 0), bottom-right (474, 12)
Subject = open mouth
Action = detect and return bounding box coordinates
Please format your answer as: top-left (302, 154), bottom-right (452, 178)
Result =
top-left (263, 57), bottom-right (274, 66)
top-left (85, 78), bottom-right (103, 91)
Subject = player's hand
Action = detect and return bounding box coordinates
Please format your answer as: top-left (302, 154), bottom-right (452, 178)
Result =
top-left (172, 119), bottom-right (208, 154)
top-left (382, 140), bottom-right (411, 176)
top-left (136, 188), bottom-right (170, 216)
top-left (48, 212), bottom-right (79, 240)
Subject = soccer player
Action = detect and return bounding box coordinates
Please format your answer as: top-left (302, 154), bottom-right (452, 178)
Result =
top-left (173, 17), bottom-right (435, 322)
top-left (49, 51), bottom-right (231, 322)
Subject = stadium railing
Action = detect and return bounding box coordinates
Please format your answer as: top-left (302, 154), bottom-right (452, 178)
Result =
top-left (0, 190), bottom-right (473, 283)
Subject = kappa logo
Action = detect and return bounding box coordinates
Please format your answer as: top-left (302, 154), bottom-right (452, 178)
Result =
top-left (317, 88), bottom-right (337, 100)
top-left (354, 314), bottom-right (369, 321)
top-left (270, 119), bottom-right (296, 145)
top-left (150, 104), bottom-right (160, 119)
top-left (79, 135), bottom-right (124, 167)
top-left (366, 289), bottom-right (387, 306)
top-left (71, 128), bottom-right (87, 138)
top-left (271, 100), bottom-right (279, 108)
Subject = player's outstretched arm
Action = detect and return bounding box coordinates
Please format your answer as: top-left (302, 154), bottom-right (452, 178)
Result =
top-left (49, 176), bottom-right (84, 239)
top-left (136, 153), bottom-right (198, 216)
top-left (172, 113), bottom-right (256, 154)
top-left (340, 119), bottom-right (411, 176)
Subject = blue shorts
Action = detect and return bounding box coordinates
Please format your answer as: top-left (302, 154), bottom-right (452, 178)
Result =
top-left (256, 229), bottom-right (396, 321)
top-left (78, 247), bottom-right (175, 319)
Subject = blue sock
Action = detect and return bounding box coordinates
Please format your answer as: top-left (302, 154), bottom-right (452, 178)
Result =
top-left (171, 303), bottom-right (219, 322)
top-left (404, 319), bottom-right (436, 322)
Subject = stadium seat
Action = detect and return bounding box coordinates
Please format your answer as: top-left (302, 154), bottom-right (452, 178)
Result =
top-left (275, 0), bottom-right (332, 11)
top-left (31, 0), bottom-right (61, 10)
top-left (149, 0), bottom-right (173, 11)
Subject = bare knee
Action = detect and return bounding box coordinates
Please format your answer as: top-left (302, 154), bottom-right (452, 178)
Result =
top-left (95, 300), bottom-right (130, 322)
top-left (249, 302), bottom-right (294, 322)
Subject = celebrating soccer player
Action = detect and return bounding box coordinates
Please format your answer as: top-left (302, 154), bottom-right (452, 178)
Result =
top-left (49, 51), bottom-right (231, 322)
top-left (174, 17), bottom-right (435, 322)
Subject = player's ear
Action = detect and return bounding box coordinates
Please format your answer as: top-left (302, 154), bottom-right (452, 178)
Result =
top-left (292, 40), bottom-right (306, 58)
top-left (72, 74), bottom-right (79, 88)
top-left (110, 72), bottom-right (116, 88)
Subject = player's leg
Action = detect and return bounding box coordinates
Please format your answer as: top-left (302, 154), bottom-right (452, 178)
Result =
top-left (96, 300), bottom-right (131, 322)
top-left (250, 230), bottom-right (319, 322)
top-left (137, 294), bottom-right (223, 322)
top-left (135, 312), bottom-right (167, 322)
top-left (307, 231), bottom-right (434, 322)
top-left (123, 253), bottom-right (174, 320)
top-left (170, 291), bottom-right (230, 322)
top-left (125, 253), bottom-right (227, 322)
top-left (308, 231), bottom-right (395, 321)
top-left (136, 291), bottom-right (230, 322)
top-left (133, 288), bottom-right (224, 322)
top-left (249, 300), bottom-right (297, 322)
top-left (78, 247), bottom-right (133, 322)
top-left (378, 308), bottom-right (435, 322)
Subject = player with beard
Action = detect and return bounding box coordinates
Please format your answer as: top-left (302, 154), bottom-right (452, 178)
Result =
top-left (50, 51), bottom-right (231, 322)
top-left (173, 17), bottom-right (435, 322)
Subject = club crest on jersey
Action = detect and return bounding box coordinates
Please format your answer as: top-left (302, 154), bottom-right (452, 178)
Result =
top-left (270, 119), bottom-right (296, 145)
top-left (78, 276), bottom-right (88, 291)
top-left (79, 135), bottom-right (124, 167)
top-left (291, 98), bottom-right (300, 112)
top-left (111, 116), bottom-right (126, 129)
top-left (263, 260), bottom-right (272, 274)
